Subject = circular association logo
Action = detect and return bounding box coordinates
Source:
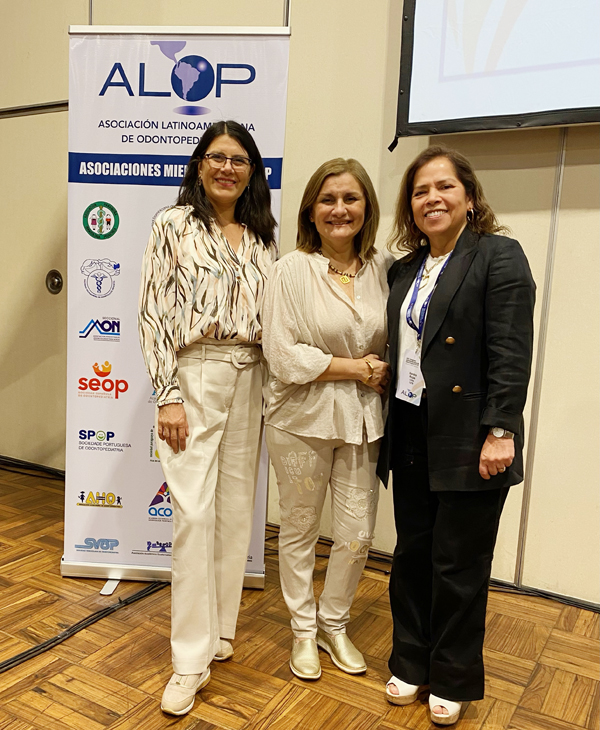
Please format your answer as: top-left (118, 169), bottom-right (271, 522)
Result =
top-left (171, 56), bottom-right (215, 102)
top-left (83, 202), bottom-right (120, 240)
top-left (80, 258), bottom-right (121, 298)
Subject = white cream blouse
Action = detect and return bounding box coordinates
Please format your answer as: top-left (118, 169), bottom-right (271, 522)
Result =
top-left (139, 205), bottom-right (275, 406)
top-left (262, 248), bottom-right (394, 445)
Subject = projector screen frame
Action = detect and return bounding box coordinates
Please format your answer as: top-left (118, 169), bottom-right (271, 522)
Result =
top-left (390, 0), bottom-right (600, 148)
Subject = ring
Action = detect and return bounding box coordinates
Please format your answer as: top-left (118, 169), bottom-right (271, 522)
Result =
top-left (499, 467), bottom-right (506, 473)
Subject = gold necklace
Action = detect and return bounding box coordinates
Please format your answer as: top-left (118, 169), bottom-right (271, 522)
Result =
top-left (327, 262), bottom-right (357, 284)
top-left (419, 256), bottom-right (445, 290)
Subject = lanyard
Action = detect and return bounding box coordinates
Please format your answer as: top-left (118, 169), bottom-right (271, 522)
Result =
top-left (406, 253), bottom-right (452, 341)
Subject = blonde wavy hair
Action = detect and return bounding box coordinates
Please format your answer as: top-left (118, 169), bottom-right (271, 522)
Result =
top-left (297, 158), bottom-right (380, 261)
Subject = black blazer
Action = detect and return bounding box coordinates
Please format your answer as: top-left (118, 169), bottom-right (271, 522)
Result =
top-left (377, 227), bottom-right (536, 491)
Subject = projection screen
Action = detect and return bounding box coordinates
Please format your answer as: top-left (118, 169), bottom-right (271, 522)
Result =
top-left (391, 0), bottom-right (600, 144)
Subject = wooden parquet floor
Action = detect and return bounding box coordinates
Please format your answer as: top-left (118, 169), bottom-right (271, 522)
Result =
top-left (0, 467), bottom-right (597, 730)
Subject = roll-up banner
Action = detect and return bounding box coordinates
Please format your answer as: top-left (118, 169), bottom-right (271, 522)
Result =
top-left (63, 27), bottom-right (290, 587)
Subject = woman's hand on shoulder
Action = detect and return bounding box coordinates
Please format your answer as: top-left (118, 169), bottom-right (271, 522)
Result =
top-left (157, 403), bottom-right (189, 454)
top-left (361, 354), bottom-right (391, 395)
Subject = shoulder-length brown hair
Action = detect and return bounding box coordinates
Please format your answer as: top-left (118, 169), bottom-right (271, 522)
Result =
top-left (297, 158), bottom-right (380, 261)
top-left (389, 145), bottom-right (509, 255)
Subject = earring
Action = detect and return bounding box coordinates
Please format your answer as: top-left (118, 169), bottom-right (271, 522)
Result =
top-left (467, 208), bottom-right (475, 223)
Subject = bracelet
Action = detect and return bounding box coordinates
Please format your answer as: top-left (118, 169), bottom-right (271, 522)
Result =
top-left (363, 358), bottom-right (374, 383)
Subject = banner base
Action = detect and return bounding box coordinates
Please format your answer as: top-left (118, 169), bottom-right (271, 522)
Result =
top-left (60, 557), bottom-right (265, 589)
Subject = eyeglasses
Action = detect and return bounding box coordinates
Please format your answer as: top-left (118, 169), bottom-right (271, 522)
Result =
top-left (203, 153), bottom-right (253, 170)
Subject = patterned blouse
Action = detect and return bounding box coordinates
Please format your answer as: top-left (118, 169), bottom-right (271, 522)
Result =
top-left (138, 205), bottom-right (275, 406)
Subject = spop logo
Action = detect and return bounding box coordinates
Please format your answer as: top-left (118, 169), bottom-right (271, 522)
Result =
top-left (78, 361), bottom-right (129, 399)
top-left (148, 482), bottom-right (172, 522)
top-left (79, 317), bottom-right (120, 341)
top-left (80, 258), bottom-right (121, 298)
top-left (78, 428), bottom-right (132, 452)
top-left (99, 41), bottom-right (256, 116)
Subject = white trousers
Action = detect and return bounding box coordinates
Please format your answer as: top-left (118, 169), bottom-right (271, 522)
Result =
top-left (157, 341), bottom-right (263, 674)
top-left (266, 425), bottom-right (381, 639)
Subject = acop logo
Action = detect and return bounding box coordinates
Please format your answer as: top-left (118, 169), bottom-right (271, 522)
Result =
top-left (99, 40), bottom-right (256, 115)
top-left (78, 361), bottom-right (129, 399)
top-left (148, 482), bottom-right (172, 522)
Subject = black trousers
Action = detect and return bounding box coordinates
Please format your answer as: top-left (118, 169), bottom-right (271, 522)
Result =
top-left (388, 396), bottom-right (508, 701)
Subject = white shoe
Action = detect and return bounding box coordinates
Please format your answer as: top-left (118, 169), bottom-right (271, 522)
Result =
top-left (161, 669), bottom-right (210, 715)
top-left (213, 639), bottom-right (234, 661)
top-left (429, 693), bottom-right (462, 725)
top-left (385, 675), bottom-right (424, 705)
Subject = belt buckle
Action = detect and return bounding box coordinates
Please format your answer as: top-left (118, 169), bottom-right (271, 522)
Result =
top-left (231, 344), bottom-right (245, 369)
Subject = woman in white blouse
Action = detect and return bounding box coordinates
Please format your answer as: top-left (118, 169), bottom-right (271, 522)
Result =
top-left (139, 121), bottom-right (276, 716)
top-left (262, 158), bottom-right (392, 680)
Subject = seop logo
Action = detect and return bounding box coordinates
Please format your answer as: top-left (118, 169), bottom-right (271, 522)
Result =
top-left (99, 41), bottom-right (256, 115)
top-left (83, 202), bottom-right (119, 239)
top-left (81, 258), bottom-right (121, 298)
top-left (79, 317), bottom-right (120, 341)
top-left (148, 482), bottom-right (172, 521)
top-left (78, 361), bottom-right (129, 399)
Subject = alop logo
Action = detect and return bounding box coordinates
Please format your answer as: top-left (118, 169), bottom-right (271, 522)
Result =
top-left (78, 361), bottom-right (129, 399)
top-left (99, 40), bottom-right (256, 115)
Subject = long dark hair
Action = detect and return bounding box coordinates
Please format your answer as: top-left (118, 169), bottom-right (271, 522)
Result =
top-left (177, 120), bottom-right (276, 247)
top-left (389, 145), bottom-right (509, 255)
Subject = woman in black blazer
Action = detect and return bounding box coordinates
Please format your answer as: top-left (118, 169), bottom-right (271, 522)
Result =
top-left (378, 146), bottom-right (535, 725)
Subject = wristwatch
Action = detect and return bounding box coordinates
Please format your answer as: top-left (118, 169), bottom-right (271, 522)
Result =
top-left (490, 427), bottom-right (514, 439)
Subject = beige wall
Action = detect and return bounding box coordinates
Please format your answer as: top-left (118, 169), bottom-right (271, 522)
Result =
top-left (0, 0), bottom-right (597, 603)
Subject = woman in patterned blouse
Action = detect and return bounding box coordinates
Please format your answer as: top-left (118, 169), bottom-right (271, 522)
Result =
top-left (139, 121), bottom-right (276, 717)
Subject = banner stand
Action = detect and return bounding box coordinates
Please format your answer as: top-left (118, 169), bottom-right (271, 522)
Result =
top-left (63, 26), bottom-right (289, 590)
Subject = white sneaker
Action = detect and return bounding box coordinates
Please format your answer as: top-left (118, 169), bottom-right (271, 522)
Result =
top-left (161, 669), bottom-right (210, 715)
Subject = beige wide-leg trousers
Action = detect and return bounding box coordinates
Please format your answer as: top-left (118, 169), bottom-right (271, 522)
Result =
top-left (266, 425), bottom-right (380, 639)
top-left (157, 341), bottom-right (263, 675)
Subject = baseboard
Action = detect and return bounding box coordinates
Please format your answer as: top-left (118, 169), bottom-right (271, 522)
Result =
top-left (0, 455), bottom-right (65, 479)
